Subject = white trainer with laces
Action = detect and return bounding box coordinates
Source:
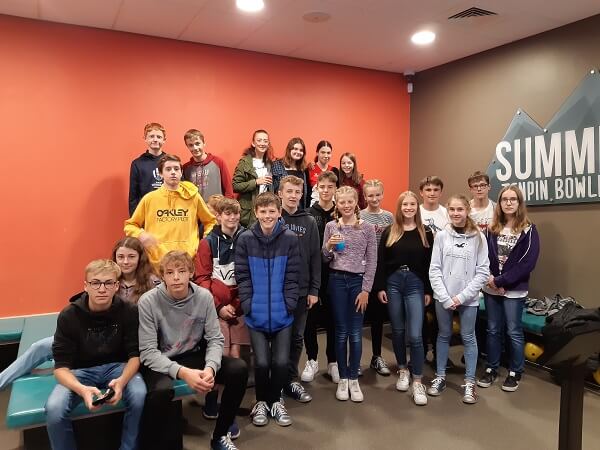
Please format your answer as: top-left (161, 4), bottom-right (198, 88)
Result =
top-left (336, 378), bottom-right (349, 401)
top-left (412, 382), bottom-right (428, 406)
top-left (396, 369), bottom-right (410, 392)
top-left (301, 359), bottom-right (319, 382)
top-left (328, 362), bottom-right (340, 384)
top-left (349, 379), bottom-right (364, 402)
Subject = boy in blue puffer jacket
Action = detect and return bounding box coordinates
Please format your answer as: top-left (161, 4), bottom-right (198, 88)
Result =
top-left (235, 192), bottom-right (300, 428)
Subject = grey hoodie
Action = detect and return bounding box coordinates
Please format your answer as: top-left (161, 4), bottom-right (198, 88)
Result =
top-left (429, 226), bottom-right (490, 309)
top-left (138, 282), bottom-right (224, 379)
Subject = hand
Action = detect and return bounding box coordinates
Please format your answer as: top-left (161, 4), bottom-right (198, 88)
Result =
top-left (307, 295), bottom-right (319, 309)
top-left (256, 176), bottom-right (272, 186)
top-left (449, 296), bottom-right (461, 310)
top-left (355, 291), bottom-right (369, 313)
top-left (106, 378), bottom-right (124, 405)
top-left (377, 291), bottom-right (388, 304)
top-left (424, 294), bottom-right (432, 306)
top-left (179, 367), bottom-right (214, 393)
top-left (79, 385), bottom-right (102, 411)
top-left (138, 231), bottom-right (158, 248)
top-left (219, 305), bottom-right (236, 320)
top-left (487, 275), bottom-right (498, 290)
top-left (326, 234), bottom-right (343, 251)
top-left (497, 287), bottom-right (506, 295)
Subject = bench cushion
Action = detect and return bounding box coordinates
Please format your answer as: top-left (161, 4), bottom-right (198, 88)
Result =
top-left (6, 375), bottom-right (194, 429)
top-left (0, 318), bottom-right (25, 343)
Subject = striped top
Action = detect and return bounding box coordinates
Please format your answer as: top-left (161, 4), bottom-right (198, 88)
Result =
top-left (360, 209), bottom-right (394, 245)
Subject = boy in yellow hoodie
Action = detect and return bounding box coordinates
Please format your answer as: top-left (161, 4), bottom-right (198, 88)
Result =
top-left (124, 154), bottom-right (217, 269)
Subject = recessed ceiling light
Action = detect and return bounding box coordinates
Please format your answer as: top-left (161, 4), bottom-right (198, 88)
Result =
top-left (236, 0), bottom-right (265, 13)
top-left (411, 30), bottom-right (436, 45)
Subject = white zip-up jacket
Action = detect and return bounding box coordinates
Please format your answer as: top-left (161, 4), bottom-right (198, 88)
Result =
top-left (429, 226), bottom-right (490, 309)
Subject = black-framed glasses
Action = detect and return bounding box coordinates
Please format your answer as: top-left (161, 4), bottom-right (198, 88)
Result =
top-left (86, 280), bottom-right (118, 290)
top-left (500, 197), bottom-right (519, 204)
top-left (470, 183), bottom-right (489, 190)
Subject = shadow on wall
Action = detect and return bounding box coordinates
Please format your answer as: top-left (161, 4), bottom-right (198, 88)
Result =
top-left (63, 176), bottom-right (128, 292)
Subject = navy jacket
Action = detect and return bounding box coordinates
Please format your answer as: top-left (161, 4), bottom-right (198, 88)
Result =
top-left (235, 219), bottom-right (300, 333)
top-left (486, 224), bottom-right (540, 292)
top-left (128, 151), bottom-right (164, 215)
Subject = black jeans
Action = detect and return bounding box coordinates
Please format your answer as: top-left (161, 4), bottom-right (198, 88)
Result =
top-left (288, 296), bottom-right (308, 382)
top-left (304, 290), bottom-right (336, 363)
top-left (249, 326), bottom-right (292, 405)
top-left (423, 302), bottom-right (439, 357)
top-left (140, 350), bottom-right (248, 449)
top-left (366, 290), bottom-right (388, 357)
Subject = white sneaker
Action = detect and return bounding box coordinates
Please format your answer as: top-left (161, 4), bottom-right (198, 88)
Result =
top-left (301, 359), bottom-right (319, 382)
top-left (349, 379), bottom-right (364, 402)
top-left (328, 362), bottom-right (340, 384)
top-left (396, 369), bottom-right (410, 392)
top-left (412, 382), bottom-right (428, 406)
top-left (336, 378), bottom-right (349, 401)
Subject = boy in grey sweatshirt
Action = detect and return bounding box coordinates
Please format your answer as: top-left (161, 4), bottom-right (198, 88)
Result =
top-left (138, 251), bottom-right (248, 450)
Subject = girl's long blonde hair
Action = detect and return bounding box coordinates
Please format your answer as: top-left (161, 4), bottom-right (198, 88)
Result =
top-left (490, 185), bottom-right (531, 235)
top-left (333, 186), bottom-right (361, 229)
top-left (386, 191), bottom-right (429, 247)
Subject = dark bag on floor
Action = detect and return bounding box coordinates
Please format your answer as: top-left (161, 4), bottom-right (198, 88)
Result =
top-left (540, 303), bottom-right (600, 366)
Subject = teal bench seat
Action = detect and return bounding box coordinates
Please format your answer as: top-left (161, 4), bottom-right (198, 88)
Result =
top-left (0, 317), bottom-right (25, 343)
top-left (479, 298), bottom-right (546, 334)
top-left (16, 314), bottom-right (59, 373)
top-left (6, 374), bottom-right (194, 429)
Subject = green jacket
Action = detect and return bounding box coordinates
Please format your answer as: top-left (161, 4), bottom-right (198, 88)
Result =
top-left (232, 155), bottom-right (272, 227)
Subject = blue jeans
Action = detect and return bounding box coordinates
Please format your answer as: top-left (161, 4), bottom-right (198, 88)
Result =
top-left (386, 270), bottom-right (425, 377)
top-left (484, 293), bottom-right (526, 374)
top-left (328, 271), bottom-right (364, 380)
top-left (0, 336), bottom-right (53, 390)
top-left (249, 326), bottom-right (292, 405)
top-left (435, 302), bottom-right (478, 382)
top-left (45, 362), bottom-right (146, 450)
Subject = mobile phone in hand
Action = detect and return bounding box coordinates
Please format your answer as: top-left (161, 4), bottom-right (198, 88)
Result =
top-left (92, 388), bottom-right (115, 406)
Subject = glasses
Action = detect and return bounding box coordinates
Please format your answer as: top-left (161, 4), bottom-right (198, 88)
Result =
top-left (470, 183), bottom-right (489, 190)
top-left (500, 197), bottom-right (519, 204)
top-left (86, 280), bottom-right (118, 290)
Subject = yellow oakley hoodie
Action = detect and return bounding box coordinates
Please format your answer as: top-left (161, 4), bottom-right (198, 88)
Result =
top-left (124, 181), bottom-right (216, 268)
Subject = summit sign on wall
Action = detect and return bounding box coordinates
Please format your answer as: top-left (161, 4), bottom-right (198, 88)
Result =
top-left (486, 71), bottom-right (600, 205)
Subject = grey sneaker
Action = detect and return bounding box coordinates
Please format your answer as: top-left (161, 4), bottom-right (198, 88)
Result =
top-left (462, 382), bottom-right (478, 404)
top-left (370, 356), bottom-right (391, 376)
top-left (427, 376), bottom-right (446, 396)
top-left (270, 401), bottom-right (292, 426)
top-left (412, 382), bottom-right (428, 406)
top-left (284, 381), bottom-right (312, 403)
top-left (250, 401), bottom-right (269, 426)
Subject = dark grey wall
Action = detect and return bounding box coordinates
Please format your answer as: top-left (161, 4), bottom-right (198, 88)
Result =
top-left (410, 14), bottom-right (600, 306)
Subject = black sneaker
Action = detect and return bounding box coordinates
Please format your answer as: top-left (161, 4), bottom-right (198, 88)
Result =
top-left (370, 356), bottom-right (391, 376)
top-left (477, 368), bottom-right (497, 388)
top-left (427, 376), bottom-right (446, 396)
top-left (502, 371), bottom-right (520, 392)
top-left (284, 381), bottom-right (312, 403)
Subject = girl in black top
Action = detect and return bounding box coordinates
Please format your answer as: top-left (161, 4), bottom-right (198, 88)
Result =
top-left (374, 191), bottom-right (433, 406)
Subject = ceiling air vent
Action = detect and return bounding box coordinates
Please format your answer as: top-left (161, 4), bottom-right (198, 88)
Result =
top-left (448, 7), bottom-right (497, 19)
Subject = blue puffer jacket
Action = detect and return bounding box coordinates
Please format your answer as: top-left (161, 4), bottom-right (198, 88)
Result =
top-left (235, 219), bottom-right (300, 333)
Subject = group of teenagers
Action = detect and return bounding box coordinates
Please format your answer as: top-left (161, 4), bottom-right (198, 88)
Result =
top-left (0, 123), bottom-right (541, 450)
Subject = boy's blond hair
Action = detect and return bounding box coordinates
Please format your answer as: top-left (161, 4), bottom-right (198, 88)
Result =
top-left (159, 251), bottom-right (194, 276)
top-left (217, 198), bottom-right (241, 215)
top-left (85, 259), bottom-right (121, 279)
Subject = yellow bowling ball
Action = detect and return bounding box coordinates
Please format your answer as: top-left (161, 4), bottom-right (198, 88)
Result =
top-left (593, 368), bottom-right (600, 385)
top-left (524, 342), bottom-right (544, 362)
top-left (426, 311), bottom-right (434, 324)
top-left (452, 317), bottom-right (460, 334)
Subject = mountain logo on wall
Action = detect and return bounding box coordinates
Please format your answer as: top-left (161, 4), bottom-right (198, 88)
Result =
top-left (486, 70), bottom-right (600, 206)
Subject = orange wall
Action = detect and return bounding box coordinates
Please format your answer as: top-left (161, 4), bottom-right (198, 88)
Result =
top-left (0, 14), bottom-right (410, 317)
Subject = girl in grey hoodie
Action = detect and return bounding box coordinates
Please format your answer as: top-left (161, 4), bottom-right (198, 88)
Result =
top-left (427, 195), bottom-right (489, 404)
